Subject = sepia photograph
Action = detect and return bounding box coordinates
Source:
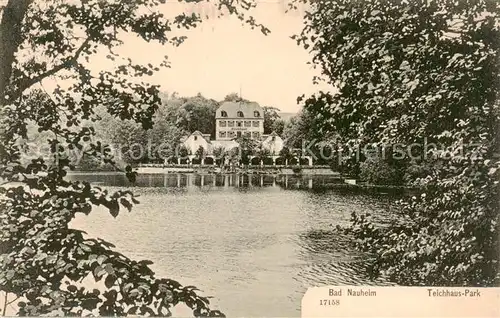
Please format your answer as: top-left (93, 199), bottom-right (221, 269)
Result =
top-left (0, 0), bottom-right (499, 316)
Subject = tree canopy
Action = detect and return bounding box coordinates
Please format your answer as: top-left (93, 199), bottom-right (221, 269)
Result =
top-left (0, 0), bottom-right (268, 316)
top-left (296, 0), bottom-right (500, 285)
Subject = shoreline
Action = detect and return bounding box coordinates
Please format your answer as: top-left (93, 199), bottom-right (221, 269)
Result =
top-left (61, 170), bottom-right (420, 195)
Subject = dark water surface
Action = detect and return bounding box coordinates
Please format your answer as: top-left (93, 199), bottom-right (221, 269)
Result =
top-left (69, 173), bottom-right (397, 316)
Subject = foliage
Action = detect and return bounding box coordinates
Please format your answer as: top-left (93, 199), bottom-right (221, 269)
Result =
top-left (278, 146), bottom-right (293, 161)
top-left (235, 136), bottom-right (258, 165)
top-left (222, 92), bottom-right (248, 103)
top-left (226, 147), bottom-right (240, 166)
top-left (282, 108), bottom-right (336, 148)
top-left (0, 0), bottom-right (268, 316)
top-left (253, 146), bottom-right (271, 163)
top-left (262, 106), bottom-right (281, 135)
top-left (174, 94), bottom-right (219, 138)
top-left (178, 145), bottom-right (190, 158)
top-left (212, 146), bottom-right (224, 159)
top-left (297, 0), bottom-right (500, 285)
top-left (194, 146), bottom-right (205, 160)
top-left (270, 118), bottom-right (285, 136)
top-left (211, 146), bottom-right (225, 166)
top-left (359, 157), bottom-right (401, 186)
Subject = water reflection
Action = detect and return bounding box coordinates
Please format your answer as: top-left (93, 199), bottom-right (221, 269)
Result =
top-left (69, 172), bottom-right (398, 316)
top-left (69, 172), bottom-right (345, 190)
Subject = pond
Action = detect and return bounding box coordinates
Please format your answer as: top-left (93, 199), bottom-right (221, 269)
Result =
top-left (69, 173), bottom-right (398, 317)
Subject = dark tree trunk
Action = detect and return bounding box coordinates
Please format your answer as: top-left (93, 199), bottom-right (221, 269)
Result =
top-left (0, 0), bottom-right (31, 104)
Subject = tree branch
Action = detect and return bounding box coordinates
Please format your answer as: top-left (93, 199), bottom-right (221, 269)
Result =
top-left (14, 37), bottom-right (92, 98)
top-left (5, 295), bottom-right (19, 307)
top-left (2, 291), bottom-right (8, 316)
top-left (0, 0), bottom-right (33, 104)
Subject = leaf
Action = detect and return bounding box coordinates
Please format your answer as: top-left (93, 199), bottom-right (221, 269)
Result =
top-left (79, 244), bottom-right (92, 253)
top-left (108, 200), bottom-right (119, 218)
top-left (104, 263), bottom-right (115, 275)
top-left (97, 254), bottom-right (108, 265)
top-left (138, 260), bottom-right (154, 266)
top-left (93, 265), bottom-right (107, 280)
top-left (81, 298), bottom-right (100, 311)
top-left (104, 274), bottom-right (116, 289)
top-left (123, 283), bottom-right (134, 293)
top-left (81, 204), bottom-right (92, 215)
top-left (120, 198), bottom-right (132, 212)
top-left (128, 306), bottom-right (138, 315)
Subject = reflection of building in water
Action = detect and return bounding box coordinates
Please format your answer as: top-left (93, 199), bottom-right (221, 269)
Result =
top-left (150, 174), bottom-right (320, 189)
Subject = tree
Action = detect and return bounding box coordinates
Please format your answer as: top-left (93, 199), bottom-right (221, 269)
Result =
top-left (271, 118), bottom-right (285, 136)
top-left (282, 108), bottom-right (327, 149)
top-left (282, 108), bottom-right (339, 165)
top-left (253, 145), bottom-right (271, 165)
top-left (278, 146), bottom-right (293, 161)
top-left (212, 146), bottom-right (225, 166)
top-left (359, 156), bottom-right (401, 186)
top-left (296, 0), bottom-right (500, 285)
top-left (175, 94), bottom-right (219, 137)
top-left (178, 145), bottom-right (190, 159)
top-left (195, 145), bottom-right (205, 160)
top-left (222, 92), bottom-right (250, 103)
top-left (0, 0), bottom-right (269, 316)
top-left (235, 136), bottom-right (258, 166)
top-left (262, 106), bottom-right (280, 134)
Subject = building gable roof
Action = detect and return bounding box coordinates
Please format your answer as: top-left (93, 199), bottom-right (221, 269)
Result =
top-left (183, 131), bottom-right (211, 143)
top-left (262, 132), bottom-right (283, 143)
top-left (215, 101), bottom-right (264, 119)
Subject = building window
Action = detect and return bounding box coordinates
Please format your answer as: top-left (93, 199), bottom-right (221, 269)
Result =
top-left (237, 121), bottom-right (242, 127)
top-left (252, 132), bottom-right (260, 139)
top-left (219, 120), bottom-right (227, 127)
top-left (252, 121), bottom-right (260, 127)
top-left (237, 111), bottom-right (244, 117)
top-left (219, 131), bottom-right (227, 138)
top-left (228, 121), bottom-right (234, 127)
top-left (194, 136), bottom-right (198, 141)
top-left (271, 136), bottom-right (276, 141)
top-left (228, 131), bottom-right (236, 138)
top-left (244, 121), bottom-right (251, 127)
top-left (244, 131), bottom-right (251, 137)
top-left (221, 111), bottom-right (228, 117)
top-left (254, 111), bottom-right (260, 117)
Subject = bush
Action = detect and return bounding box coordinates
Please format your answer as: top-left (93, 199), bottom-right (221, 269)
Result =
top-left (403, 161), bottom-right (433, 184)
top-left (359, 157), bottom-right (401, 186)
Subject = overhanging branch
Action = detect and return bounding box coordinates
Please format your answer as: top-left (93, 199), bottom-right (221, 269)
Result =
top-left (13, 37), bottom-right (92, 99)
top-left (0, 0), bottom-right (33, 104)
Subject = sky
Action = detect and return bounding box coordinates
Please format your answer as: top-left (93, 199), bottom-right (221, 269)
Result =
top-left (92, 1), bottom-right (332, 114)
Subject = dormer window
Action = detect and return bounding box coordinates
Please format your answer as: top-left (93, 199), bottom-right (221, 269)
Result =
top-left (221, 111), bottom-right (228, 117)
top-left (254, 111), bottom-right (260, 117)
top-left (237, 111), bottom-right (244, 117)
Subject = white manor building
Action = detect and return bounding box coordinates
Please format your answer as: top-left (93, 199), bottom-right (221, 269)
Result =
top-left (176, 101), bottom-right (304, 165)
top-left (170, 100), bottom-right (314, 166)
top-left (215, 101), bottom-right (264, 140)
